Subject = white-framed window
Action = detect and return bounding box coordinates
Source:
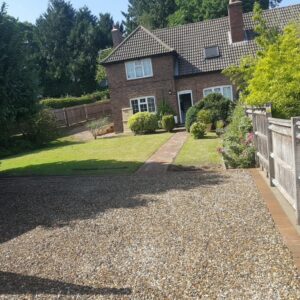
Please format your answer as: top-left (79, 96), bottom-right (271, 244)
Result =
top-left (203, 85), bottom-right (233, 100)
top-left (125, 58), bottom-right (153, 80)
top-left (130, 96), bottom-right (156, 114)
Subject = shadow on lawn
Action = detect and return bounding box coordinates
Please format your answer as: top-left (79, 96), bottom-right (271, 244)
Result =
top-left (0, 271), bottom-right (132, 296)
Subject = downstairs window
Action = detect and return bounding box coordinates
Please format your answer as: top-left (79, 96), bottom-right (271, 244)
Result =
top-left (130, 96), bottom-right (156, 114)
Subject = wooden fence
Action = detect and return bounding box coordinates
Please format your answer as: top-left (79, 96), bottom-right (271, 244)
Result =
top-left (246, 107), bottom-right (300, 223)
top-left (52, 101), bottom-right (112, 127)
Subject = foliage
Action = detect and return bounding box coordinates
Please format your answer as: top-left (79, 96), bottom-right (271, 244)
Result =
top-left (197, 109), bottom-right (212, 125)
top-left (190, 122), bottom-right (207, 139)
top-left (86, 117), bottom-right (111, 139)
top-left (35, 0), bottom-right (114, 97)
top-left (221, 104), bottom-right (255, 168)
top-left (0, 4), bottom-right (39, 145)
top-left (122, 0), bottom-right (177, 34)
top-left (168, 0), bottom-right (280, 27)
top-left (185, 106), bottom-right (200, 132)
top-left (161, 115), bottom-right (175, 132)
top-left (245, 23), bottom-right (300, 118)
top-left (40, 90), bottom-right (109, 109)
top-left (201, 93), bottom-right (234, 125)
top-left (96, 48), bottom-right (113, 83)
top-left (156, 100), bottom-right (175, 120)
top-left (216, 120), bottom-right (226, 137)
top-left (20, 110), bottom-right (59, 146)
top-left (128, 112), bottom-right (158, 134)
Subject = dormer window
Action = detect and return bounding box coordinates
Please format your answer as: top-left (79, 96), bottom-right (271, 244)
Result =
top-left (125, 58), bottom-right (153, 80)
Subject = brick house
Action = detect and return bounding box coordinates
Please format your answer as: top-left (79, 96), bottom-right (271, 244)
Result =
top-left (102, 0), bottom-right (300, 133)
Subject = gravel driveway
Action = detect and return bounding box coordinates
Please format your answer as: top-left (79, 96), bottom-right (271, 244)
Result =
top-left (0, 170), bottom-right (299, 299)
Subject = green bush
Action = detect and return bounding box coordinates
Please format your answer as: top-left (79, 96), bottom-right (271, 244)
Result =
top-left (86, 117), bottom-right (111, 139)
top-left (216, 120), bottom-right (226, 137)
top-left (20, 109), bottom-right (59, 146)
top-left (202, 93), bottom-right (234, 125)
top-left (161, 115), bottom-right (175, 132)
top-left (128, 112), bottom-right (158, 135)
top-left (197, 109), bottom-right (212, 124)
top-left (185, 106), bottom-right (200, 132)
top-left (190, 122), bottom-right (207, 139)
top-left (220, 104), bottom-right (255, 168)
top-left (157, 100), bottom-right (175, 120)
top-left (40, 90), bottom-right (110, 109)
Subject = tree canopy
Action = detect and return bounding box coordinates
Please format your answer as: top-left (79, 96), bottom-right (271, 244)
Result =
top-left (122, 0), bottom-right (282, 32)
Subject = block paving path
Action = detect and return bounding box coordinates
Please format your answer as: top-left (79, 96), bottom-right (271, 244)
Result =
top-left (136, 131), bottom-right (188, 174)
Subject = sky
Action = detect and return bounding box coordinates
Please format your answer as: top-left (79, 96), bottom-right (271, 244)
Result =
top-left (3, 0), bottom-right (300, 24)
top-left (4, 0), bottom-right (129, 24)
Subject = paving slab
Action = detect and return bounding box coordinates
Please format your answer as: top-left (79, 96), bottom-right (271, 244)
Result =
top-left (136, 131), bottom-right (188, 174)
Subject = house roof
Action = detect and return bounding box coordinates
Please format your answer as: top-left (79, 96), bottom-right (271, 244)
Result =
top-left (102, 4), bottom-right (300, 76)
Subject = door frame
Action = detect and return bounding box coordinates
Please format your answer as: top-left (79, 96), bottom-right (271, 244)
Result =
top-left (177, 90), bottom-right (194, 123)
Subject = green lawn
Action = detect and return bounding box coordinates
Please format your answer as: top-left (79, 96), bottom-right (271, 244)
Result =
top-left (0, 133), bottom-right (173, 176)
top-left (175, 132), bottom-right (222, 167)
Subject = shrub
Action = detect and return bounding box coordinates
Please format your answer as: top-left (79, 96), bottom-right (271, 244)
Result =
top-left (40, 90), bottom-right (110, 109)
top-left (202, 93), bottom-right (234, 125)
top-left (190, 122), bottom-right (207, 139)
top-left (128, 112), bottom-right (158, 134)
top-left (161, 115), bottom-right (175, 132)
top-left (220, 104), bottom-right (255, 168)
top-left (87, 117), bottom-right (111, 139)
top-left (20, 109), bottom-right (59, 146)
top-left (157, 100), bottom-right (175, 120)
top-left (216, 120), bottom-right (226, 137)
top-left (185, 106), bottom-right (200, 132)
top-left (197, 109), bottom-right (212, 124)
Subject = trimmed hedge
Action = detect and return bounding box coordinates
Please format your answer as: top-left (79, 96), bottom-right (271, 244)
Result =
top-left (190, 122), bottom-right (207, 139)
top-left (40, 90), bottom-right (110, 109)
top-left (128, 112), bottom-right (158, 134)
top-left (161, 115), bottom-right (175, 132)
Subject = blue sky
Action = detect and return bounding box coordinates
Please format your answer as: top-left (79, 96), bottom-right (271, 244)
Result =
top-left (4, 0), bottom-right (129, 23)
top-left (3, 0), bottom-right (300, 24)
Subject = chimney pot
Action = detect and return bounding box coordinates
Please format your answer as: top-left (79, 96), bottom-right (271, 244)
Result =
top-left (228, 0), bottom-right (245, 43)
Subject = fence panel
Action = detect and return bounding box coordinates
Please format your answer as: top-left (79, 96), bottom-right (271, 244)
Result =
top-left (246, 107), bottom-right (300, 223)
top-left (52, 101), bottom-right (112, 128)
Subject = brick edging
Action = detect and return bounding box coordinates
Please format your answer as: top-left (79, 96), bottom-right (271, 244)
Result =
top-left (250, 169), bottom-right (300, 272)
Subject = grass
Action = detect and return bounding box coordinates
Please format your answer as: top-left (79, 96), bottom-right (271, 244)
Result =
top-left (0, 133), bottom-right (173, 176)
top-left (175, 132), bottom-right (222, 167)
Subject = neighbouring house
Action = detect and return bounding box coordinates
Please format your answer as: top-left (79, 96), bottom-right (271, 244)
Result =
top-left (102, 0), bottom-right (300, 133)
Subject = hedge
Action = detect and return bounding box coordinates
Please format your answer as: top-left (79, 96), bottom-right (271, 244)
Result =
top-left (40, 90), bottom-right (110, 109)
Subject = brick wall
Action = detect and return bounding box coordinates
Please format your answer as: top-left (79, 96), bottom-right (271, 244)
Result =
top-left (106, 55), bottom-right (235, 133)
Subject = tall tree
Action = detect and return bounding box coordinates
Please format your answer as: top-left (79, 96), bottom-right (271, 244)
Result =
top-left (97, 13), bottom-right (114, 49)
top-left (168, 0), bottom-right (281, 27)
top-left (68, 6), bottom-right (99, 95)
top-left (0, 3), bottom-right (39, 143)
top-left (36, 0), bottom-right (76, 97)
top-left (122, 0), bottom-right (177, 34)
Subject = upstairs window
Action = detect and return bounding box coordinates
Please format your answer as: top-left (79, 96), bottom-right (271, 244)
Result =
top-left (203, 85), bottom-right (233, 100)
top-left (204, 46), bottom-right (220, 59)
top-left (130, 96), bottom-right (156, 114)
top-left (125, 58), bottom-right (153, 80)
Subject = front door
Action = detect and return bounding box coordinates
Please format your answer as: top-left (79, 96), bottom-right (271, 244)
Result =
top-left (178, 91), bottom-right (193, 123)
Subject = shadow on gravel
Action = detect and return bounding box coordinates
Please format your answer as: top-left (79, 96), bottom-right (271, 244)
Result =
top-left (0, 271), bottom-right (132, 296)
top-left (0, 160), bottom-right (226, 244)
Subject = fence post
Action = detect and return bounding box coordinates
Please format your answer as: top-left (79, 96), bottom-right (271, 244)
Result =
top-left (84, 104), bottom-right (89, 121)
top-left (291, 117), bottom-right (300, 224)
top-left (266, 105), bottom-right (274, 185)
top-left (251, 108), bottom-right (259, 168)
top-left (63, 108), bottom-right (69, 127)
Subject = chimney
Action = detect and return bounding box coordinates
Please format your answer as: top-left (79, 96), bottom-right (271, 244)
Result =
top-left (228, 0), bottom-right (245, 43)
top-left (112, 26), bottom-right (123, 48)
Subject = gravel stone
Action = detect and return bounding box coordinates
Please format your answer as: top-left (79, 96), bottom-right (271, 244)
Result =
top-left (0, 170), bottom-right (299, 299)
